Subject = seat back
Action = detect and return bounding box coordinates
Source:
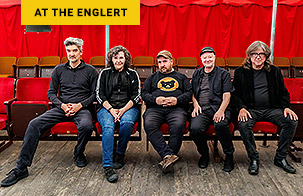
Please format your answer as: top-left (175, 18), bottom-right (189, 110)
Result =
top-left (215, 57), bottom-right (226, 69)
top-left (273, 57), bottom-right (291, 77)
top-left (38, 56), bottom-right (60, 77)
top-left (290, 57), bottom-right (303, 77)
top-left (90, 56), bottom-right (106, 73)
top-left (133, 56), bottom-right (154, 82)
top-left (0, 78), bottom-right (15, 114)
top-left (10, 78), bottom-right (51, 137)
top-left (284, 78), bottom-right (303, 102)
top-left (16, 78), bottom-right (51, 101)
top-left (16, 57), bottom-right (39, 78)
top-left (61, 57), bottom-right (68, 64)
top-left (226, 57), bottom-right (244, 79)
top-left (176, 57), bottom-right (198, 79)
top-left (0, 57), bottom-right (16, 77)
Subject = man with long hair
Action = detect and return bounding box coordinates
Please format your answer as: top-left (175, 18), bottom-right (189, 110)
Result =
top-left (232, 41), bottom-right (298, 175)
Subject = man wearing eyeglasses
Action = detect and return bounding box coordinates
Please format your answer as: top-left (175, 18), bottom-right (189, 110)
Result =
top-left (232, 41), bottom-right (298, 175)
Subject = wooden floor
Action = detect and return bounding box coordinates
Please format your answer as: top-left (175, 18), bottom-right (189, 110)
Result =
top-left (0, 135), bottom-right (302, 196)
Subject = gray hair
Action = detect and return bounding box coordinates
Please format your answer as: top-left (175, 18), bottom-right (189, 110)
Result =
top-left (243, 40), bottom-right (272, 71)
top-left (64, 37), bottom-right (84, 51)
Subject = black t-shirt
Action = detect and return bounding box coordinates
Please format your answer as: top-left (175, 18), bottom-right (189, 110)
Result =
top-left (108, 70), bottom-right (129, 108)
top-left (198, 72), bottom-right (211, 110)
top-left (253, 69), bottom-right (270, 109)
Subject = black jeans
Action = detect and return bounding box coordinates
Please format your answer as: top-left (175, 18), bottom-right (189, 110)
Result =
top-left (238, 108), bottom-right (297, 160)
top-left (143, 107), bottom-right (187, 158)
top-left (17, 107), bottom-right (93, 168)
top-left (190, 108), bottom-right (234, 156)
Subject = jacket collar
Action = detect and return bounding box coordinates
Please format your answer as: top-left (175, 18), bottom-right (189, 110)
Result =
top-left (65, 60), bottom-right (85, 70)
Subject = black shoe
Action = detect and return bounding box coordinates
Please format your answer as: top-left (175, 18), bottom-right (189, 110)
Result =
top-left (1, 168), bottom-right (29, 187)
top-left (274, 158), bottom-right (296, 174)
top-left (113, 153), bottom-right (125, 169)
top-left (223, 154), bottom-right (234, 172)
top-left (104, 167), bottom-right (118, 183)
top-left (74, 154), bottom-right (87, 168)
top-left (198, 154), bottom-right (209, 169)
top-left (248, 160), bottom-right (259, 175)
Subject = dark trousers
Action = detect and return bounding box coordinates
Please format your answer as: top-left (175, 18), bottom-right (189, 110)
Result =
top-left (17, 107), bottom-right (93, 168)
top-left (143, 107), bottom-right (187, 158)
top-left (190, 108), bottom-right (234, 156)
top-left (238, 108), bottom-right (297, 160)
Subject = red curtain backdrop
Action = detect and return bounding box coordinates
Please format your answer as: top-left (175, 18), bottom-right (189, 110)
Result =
top-left (0, 1), bottom-right (303, 64)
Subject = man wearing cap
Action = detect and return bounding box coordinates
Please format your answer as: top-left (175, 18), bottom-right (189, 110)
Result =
top-left (142, 50), bottom-right (192, 173)
top-left (190, 47), bottom-right (235, 172)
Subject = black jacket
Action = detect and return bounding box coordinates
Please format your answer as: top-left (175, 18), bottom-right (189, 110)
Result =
top-left (96, 67), bottom-right (141, 110)
top-left (232, 65), bottom-right (291, 113)
top-left (192, 66), bottom-right (234, 111)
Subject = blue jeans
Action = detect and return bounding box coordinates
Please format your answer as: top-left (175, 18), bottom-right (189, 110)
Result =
top-left (97, 107), bottom-right (139, 168)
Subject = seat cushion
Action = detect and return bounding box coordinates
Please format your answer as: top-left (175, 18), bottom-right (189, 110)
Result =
top-left (51, 122), bottom-right (78, 134)
top-left (253, 121), bottom-right (278, 134)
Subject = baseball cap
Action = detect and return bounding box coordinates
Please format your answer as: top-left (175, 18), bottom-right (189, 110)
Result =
top-left (200, 47), bottom-right (215, 56)
top-left (157, 50), bottom-right (173, 59)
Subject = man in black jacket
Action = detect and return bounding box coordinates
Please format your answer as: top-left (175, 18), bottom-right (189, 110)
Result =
top-left (232, 41), bottom-right (298, 175)
top-left (142, 50), bottom-right (192, 173)
top-left (190, 47), bottom-right (234, 172)
top-left (1, 37), bottom-right (98, 187)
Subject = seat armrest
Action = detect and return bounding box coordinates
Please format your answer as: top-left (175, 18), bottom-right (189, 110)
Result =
top-left (4, 98), bottom-right (17, 106)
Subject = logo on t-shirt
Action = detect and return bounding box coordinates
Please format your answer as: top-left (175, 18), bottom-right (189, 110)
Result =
top-left (157, 77), bottom-right (179, 92)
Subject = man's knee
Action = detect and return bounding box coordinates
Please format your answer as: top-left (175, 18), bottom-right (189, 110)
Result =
top-left (214, 120), bottom-right (229, 130)
top-left (77, 119), bottom-right (93, 133)
top-left (283, 117), bottom-right (298, 131)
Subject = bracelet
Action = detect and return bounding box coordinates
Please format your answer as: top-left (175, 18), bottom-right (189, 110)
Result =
top-left (107, 106), bottom-right (112, 112)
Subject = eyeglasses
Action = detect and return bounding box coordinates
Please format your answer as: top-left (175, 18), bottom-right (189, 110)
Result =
top-left (251, 52), bottom-right (266, 58)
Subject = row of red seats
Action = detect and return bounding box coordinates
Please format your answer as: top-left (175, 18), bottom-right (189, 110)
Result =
top-left (1, 77), bottom-right (302, 162)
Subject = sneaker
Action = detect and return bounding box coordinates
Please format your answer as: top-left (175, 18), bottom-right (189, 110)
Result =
top-left (1, 168), bottom-right (29, 187)
top-left (223, 154), bottom-right (234, 172)
top-left (104, 167), bottom-right (118, 183)
top-left (161, 154), bottom-right (179, 173)
top-left (158, 160), bottom-right (164, 170)
top-left (113, 153), bottom-right (125, 169)
top-left (74, 154), bottom-right (87, 168)
top-left (198, 154), bottom-right (209, 169)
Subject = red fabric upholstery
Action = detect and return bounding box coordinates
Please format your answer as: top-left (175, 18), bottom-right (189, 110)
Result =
top-left (205, 123), bottom-right (234, 136)
top-left (253, 122), bottom-right (278, 134)
top-left (284, 78), bottom-right (303, 103)
top-left (11, 101), bottom-right (49, 106)
top-left (0, 77), bottom-right (15, 114)
top-left (16, 78), bottom-right (51, 101)
top-left (160, 121), bottom-right (189, 134)
top-left (0, 114), bottom-right (7, 130)
top-left (95, 122), bottom-right (138, 134)
top-left (51, 122), bottom-right (78, 134)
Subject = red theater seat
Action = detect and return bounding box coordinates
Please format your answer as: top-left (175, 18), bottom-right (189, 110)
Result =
top-left (51, 122), bottom-right (78, 134)
top-left (0, 77), bottom-right (15, 151)
top-left (6, 78), bottom-right (51, 138)
top-left (253, 121), bottom-right (278, 134)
